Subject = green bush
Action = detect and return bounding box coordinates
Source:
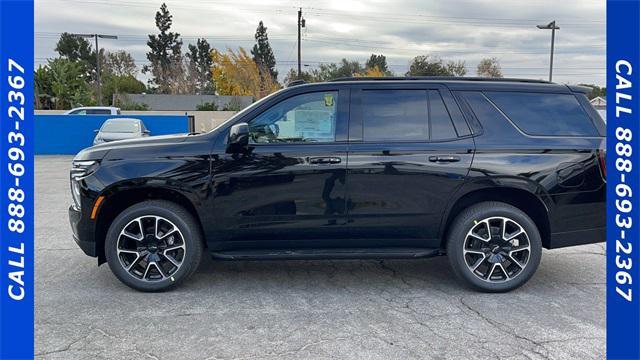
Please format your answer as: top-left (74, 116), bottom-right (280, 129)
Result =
top-left (196, 101), bottom-right (219, 111)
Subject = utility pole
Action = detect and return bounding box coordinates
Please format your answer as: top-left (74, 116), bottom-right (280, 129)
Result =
top-left (71, 33), bottom-right (118, 105)
top-left (536, 21), bottom-right (560, 82)
top-left (297, 8), bottom-right (305, 79)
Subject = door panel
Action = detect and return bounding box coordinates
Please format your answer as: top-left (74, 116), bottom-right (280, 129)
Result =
top-left (209, 89), bottom-right (349, 247)
top-left (211, 144), bottom-right (348, 244)
top-left (346, 85), bottom-right (474, 243)
top-left (346, 140), bottom-right (473, 241)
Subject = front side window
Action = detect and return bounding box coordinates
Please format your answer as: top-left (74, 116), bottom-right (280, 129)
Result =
top-left (249, 91), bottom-right (338, 143)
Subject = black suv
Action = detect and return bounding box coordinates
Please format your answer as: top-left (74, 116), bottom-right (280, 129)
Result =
top-left (69, 77), bottom-right (606, 292)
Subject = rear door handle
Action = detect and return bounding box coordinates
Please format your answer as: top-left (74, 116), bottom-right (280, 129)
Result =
top-left (428, 155), bottom-right (461, 163)
top-left (309, 157), bottom-right (342, 164)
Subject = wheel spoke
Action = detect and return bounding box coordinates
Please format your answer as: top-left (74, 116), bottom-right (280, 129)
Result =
top-left (137, 218), bottom-right (145, 237)
top-left (507, 254), bottom-right (525, 269)
top-left (496, 262), bottom-right (509, 279)
top-left (469, 233), bottom-right (490, 242)
top-left (472, 255), bottom-right (488, 272)
top-left (151, 261), bottom-right (167, 279)
top-left (162, 252), bottom-right (180, 267)
top-left (487, 263), bottom-right (498, 280)
top-left (164, 244), bottom-right (185, 253)
top-left (141, 260), bottom-right (152, 280)
top-left (464, 249), bottom-right (485, 256)
top-left (505, 229), bottom-right (524, 241)
top-left (510, 245), bottom-right (530, 254)
top-left (158, 228), bottom-right (177, 240)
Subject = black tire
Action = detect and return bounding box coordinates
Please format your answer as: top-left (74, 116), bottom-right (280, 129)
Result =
top-left (105, 200), bottom-right (203, 292)
top-left (446, 201), bottom-right (542, 292)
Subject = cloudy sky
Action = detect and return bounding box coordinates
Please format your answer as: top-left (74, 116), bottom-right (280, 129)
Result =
top-left (35, 0), bottom-right (605, 86)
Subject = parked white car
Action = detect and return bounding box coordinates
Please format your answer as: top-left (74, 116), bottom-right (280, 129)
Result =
top-left (64, 106), bottom-right (121, 115)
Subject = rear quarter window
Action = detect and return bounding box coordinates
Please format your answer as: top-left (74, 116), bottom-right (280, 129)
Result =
top-left (484, 91), bottom-right (599, 137)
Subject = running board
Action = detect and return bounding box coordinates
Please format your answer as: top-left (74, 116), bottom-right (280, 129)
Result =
top-left (210, 247), bottom-right (443, 260)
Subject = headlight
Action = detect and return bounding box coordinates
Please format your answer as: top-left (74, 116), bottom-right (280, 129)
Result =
top-left (70, 160), bottom-right (99, 209)
top-left (71, 179), bottom-right (82, 209)
top-left (71, 160), bottom-right (99, 179)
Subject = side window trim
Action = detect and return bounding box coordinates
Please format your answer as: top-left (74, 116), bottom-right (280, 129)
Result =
top-left (452, 91), bottom-right (484, 135)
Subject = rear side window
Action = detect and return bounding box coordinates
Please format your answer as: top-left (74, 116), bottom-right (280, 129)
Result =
top-left (87, 109), bottom-right (112, 115)
top-left (428, 90), bottom-right (457, 140)
top-left (485, 92), bottom-right (598, 136)
top-left (362, 90), bottom-right (428, 141)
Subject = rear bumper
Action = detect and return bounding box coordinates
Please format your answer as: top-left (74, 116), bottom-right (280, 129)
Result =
top-left (69, 205), bottom-right (97, 257)
top-left (548, 226), bottom-right (605, 249)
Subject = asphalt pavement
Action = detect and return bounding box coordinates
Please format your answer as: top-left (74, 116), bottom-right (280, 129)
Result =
top-left (35, 155), bottom-right (606, 360)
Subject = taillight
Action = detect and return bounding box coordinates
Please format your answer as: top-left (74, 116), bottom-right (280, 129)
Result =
top-left (598, 148), bottom-right (606, 180)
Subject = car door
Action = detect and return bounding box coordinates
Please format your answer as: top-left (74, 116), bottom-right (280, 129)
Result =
top-left (346, 84), bottom-right (474, 247)
top-left (210, 88), bottom-right (350, 247)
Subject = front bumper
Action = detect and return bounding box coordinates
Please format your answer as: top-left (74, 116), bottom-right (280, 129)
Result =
top-left (69, 205), bottom-right (97, 257)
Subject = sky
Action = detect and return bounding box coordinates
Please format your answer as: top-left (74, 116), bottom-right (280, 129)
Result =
top-left (35, 0), bottom-right (606, 86)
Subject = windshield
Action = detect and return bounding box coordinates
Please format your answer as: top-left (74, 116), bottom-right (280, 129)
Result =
top-left (210, 89), bottom-right (287, 133)
top-left (101, 120), bottom-right (141, 133)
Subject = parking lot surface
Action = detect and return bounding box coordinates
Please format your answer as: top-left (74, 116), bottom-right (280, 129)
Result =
top-left (36, 156), bottom-right (605, 360)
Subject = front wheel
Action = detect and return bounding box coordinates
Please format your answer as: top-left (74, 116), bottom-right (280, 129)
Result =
top-left (446, 202), bottom-right (542, 292)
top-left (105, 200), bottom-right (203, 292)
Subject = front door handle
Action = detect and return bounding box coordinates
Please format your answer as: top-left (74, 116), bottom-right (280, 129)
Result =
top-left (429, 155), bottom-right (461, 163)
top-left (309, 157), bottom-right (342, 164)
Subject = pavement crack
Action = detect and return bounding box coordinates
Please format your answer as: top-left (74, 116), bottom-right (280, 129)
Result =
top-left (459, 296), bottom-right (550, 360)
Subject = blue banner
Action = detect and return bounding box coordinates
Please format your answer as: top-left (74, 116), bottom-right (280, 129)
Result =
top-left (0, 0), bottom-right (35, 358)
top-left (607, 1), bottom-right (640, 359)
top-left (34, 114), bottom-right (190, 154)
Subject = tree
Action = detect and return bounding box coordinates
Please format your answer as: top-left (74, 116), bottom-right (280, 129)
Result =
top-left (45, 58), bottom-right (94, 109)
top-left (251, 21), bottom-right (278, 82)
top-left (406, 56), bottom-right (449, 76)
top-left (104, 51), bottom-right (137, 77)
top-left (355, 66), bottom-right (386, 78)
top-left (102, 75), bottom-right (146, 105)
top-left (186, 38), bottom-right (215, 94)
top-left (143, 3), bottom-right (184, 93)
top-left (283, 68), bottom-right (315, 84)
top-left (211, 47), bottom-right (280, 99)
top-left (34, 66), bottom-right (54, 110)
top-left (579, 84), bottom-right (606, 100)
top-left (476, 57), bottom-right (503, 78)
top-left (446, 60), bottom-right (467, 77)
top-left (55, 32), bottom-right (94, 65)
top-left (366, 54), bottom-right (391, 75)
top-left (54, 32), bottom-right (96, 81)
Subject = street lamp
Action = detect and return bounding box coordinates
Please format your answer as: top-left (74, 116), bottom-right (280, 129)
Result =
top-left (70, 33), bottom-right (118, 105)
top-left (536, 21), bottom-right (560, 82)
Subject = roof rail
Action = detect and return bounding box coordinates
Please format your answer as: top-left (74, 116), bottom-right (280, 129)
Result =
top-left (287, 79), bottom-right (307, 87)
top-left (328, 76), bottom-right (553, 84)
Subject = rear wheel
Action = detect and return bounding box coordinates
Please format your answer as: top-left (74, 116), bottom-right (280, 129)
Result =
top-left (446, 202), bottom-right (542, 292)
top-left (105, 200), bottom-right (203, 292)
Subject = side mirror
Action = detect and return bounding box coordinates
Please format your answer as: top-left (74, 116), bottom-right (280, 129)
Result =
top-left (94, 129), bottom-right (99, 133)
top-left (227, 122), bottom-right (250, 153)
top-left (143, 130), bottom-right (151, 135)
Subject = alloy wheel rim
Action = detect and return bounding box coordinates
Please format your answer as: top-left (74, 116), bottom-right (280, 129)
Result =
top-left (463, 216), bottom-right (530, 283)
top-left (117, 215), bottom-right (186, 282)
